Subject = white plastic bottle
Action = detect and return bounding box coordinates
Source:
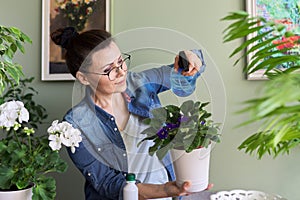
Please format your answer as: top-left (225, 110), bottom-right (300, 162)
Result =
top-left (123, 173), bottom-right (138, 200)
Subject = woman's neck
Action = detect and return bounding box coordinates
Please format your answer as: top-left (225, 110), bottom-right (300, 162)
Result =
top-left (93, 92), bottom-right (130, 131)
top-left (93, 93), bottom-right (114, 113)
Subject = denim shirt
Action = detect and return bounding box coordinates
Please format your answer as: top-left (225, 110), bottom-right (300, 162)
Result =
top-left (64, 49), bottom-right (205, 200)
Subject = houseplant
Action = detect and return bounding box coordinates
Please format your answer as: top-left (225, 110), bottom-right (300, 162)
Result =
top-left (221, 11), bottom-right (300, 158)
top-left (138, 99), bottom-right (221, 191)
top-left (0, 25), bottom-right (30, 95)
top-left (0, 26), bottom-right (82, 200)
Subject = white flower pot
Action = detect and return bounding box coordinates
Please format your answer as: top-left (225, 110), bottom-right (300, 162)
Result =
top-left (0, 186), bottom-right (33, 200)
top-left (170, 145), bottom-right (211, 192)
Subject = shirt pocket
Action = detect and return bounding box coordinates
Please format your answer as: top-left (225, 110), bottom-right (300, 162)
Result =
top-left (92, 143), bottom-right (121, 168)
top-left (82, 143), bottom-right (122, 188)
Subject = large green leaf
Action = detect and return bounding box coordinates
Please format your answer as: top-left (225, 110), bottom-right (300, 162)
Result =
top-left (0, 166), bottom-right (15, 189)
top-left (32, 176), bottom-right (56, 200)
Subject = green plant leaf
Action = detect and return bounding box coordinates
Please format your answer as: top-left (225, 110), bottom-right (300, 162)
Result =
top-left (0, 166), bottom-right (15, 189)
top-left (220, 11), bottom-right (249, 21)
top-left (155, 143), bottom-right (172, 160)
top-left (32, 176), bottom-right (56, 200)
top-left (148, 139), bottom-right (163, 156)
top-left (151, 107), bottom-right (166, 119)
top-left (180, 100), bottom-right (194, 114)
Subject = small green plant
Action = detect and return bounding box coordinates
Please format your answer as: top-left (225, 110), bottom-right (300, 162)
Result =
top-left (0, 25), bottom-right (31, 95)
top-left (138, 100), bottom-right (221, 160)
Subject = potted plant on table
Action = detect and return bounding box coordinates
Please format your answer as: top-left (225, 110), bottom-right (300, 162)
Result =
top-left (138, 100), bottom-right (221, 192)
top-left (0, 25), bottom-right (82, 200)
top-left (221, 11), bottom-right (300, 159)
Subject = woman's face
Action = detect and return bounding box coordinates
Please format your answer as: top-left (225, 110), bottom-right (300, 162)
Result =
top-left (83, 42), bottom-right (128, 96)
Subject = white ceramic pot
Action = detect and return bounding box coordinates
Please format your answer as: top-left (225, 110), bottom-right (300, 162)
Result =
top-left (170, 145), bottom-right (211, 192)
top-left (0, 185), bottom-right (33, 200)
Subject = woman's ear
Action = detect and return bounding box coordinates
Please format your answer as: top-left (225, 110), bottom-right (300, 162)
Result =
top-left (76, 71), bottom-right (90, 85)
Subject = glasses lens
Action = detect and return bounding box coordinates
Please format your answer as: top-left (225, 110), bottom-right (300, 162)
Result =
top-left (108, 56), bottom-right (130, 80)
top-left (124, 57), bottom-right (130, 69)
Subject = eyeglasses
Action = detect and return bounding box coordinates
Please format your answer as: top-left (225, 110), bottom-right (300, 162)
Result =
top-left (81, 53), bottom-right (131, 81)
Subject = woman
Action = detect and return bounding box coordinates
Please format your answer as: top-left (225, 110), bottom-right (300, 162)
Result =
top-left (51, 27), bottom-right (207, 200)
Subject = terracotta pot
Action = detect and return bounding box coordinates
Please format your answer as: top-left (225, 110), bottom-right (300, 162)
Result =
top-left (170, 144), bottom-right (211, 192)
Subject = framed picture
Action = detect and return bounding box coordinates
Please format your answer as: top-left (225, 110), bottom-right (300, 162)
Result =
top-left (246, 0), bottom-right (300, 80)
top-left (42, 0), bottom-right (110, 81)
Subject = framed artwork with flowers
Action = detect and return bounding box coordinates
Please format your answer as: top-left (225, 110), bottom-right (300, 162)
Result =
top-left (246, 0), bottom-right (300, 80)
top-left (42, 0), bottom-right (110, 81)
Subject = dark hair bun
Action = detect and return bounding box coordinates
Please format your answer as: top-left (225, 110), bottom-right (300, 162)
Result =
top-left (51, 27), bottom-right (79, 49)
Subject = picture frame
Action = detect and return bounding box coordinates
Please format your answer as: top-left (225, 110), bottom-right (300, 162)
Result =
top-left (245, 0), bottom-right (300, 80)
top-left (42, 0), bottom-right (110, 81)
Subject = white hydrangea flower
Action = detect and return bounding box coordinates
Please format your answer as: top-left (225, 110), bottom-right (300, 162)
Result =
top-left (48, 134), bottom-right (62, 151)
top-left (0, 100), bottom-right (29, 128)
top-left (48, 120), bottom-right (82, 153)
top-left (58, 121), bottom-right (73, 133)
top-left (18, 105), bottom-right (30, 123)
top-left (60, 125), bottom-right (82, 153)
top-left (0, 112), bottom-right (18, 127)
top-left (47, 120), bottom-right (60, 133)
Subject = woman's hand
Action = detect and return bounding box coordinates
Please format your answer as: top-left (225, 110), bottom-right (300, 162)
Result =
top-left (163, 181), bottom-right (192, 197)
top-left (163, 181), bottom-right (214, 197)
top-left (174, 50), bottom-right (203, 76)
top-left (137, 181), bottom-right (213, 199)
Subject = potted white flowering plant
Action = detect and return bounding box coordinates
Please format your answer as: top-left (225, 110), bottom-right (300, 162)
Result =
top-left (138, 100), bottom-right (221, 192)
top-left (0, 98), bottom-right (82, 200)
top-left (0, 26), bottom-right (82, 200)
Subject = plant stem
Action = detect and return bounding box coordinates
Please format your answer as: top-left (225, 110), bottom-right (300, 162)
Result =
top-left (13, 131), bottom-right (22, 147)
top-left (28, 135), bottom-right (32, 154)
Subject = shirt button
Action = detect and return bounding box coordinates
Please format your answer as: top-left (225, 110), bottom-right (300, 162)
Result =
top-left (111, 117), bottom-right (114, 121)
top-left (97, 148), bottom-right (101, 152)
top-left (114, 127), bottom-right (118, 131)
top-left (87, 172), bottom-right (91, 177)
top-left (123, 153), bottom-right (126, 157)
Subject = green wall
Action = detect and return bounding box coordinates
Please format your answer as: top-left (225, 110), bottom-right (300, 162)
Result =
top-left (1, 0), bottom-right (299, 199)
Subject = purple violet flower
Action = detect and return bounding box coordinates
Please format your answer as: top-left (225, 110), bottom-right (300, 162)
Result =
top-left (156, 128), bottom-right (169, 139)
top-left (165, 123), bottom-right (180, 130)
top-left (156, 123), bottom-right (180, 139)
top-left (179, 115), bottom-right (189, 123)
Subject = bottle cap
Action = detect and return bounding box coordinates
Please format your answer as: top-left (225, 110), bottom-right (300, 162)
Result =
top-left (126, 173), bottom-right (136, 181)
